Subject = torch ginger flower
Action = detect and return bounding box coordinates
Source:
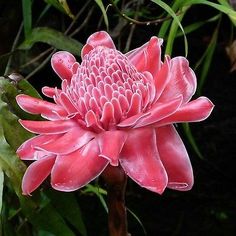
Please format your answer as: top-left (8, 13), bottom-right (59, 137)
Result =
top-left (16, 31), bottom-right (214, 195)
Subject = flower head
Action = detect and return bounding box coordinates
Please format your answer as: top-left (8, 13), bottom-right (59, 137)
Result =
top-left (16, 31), bottom-right (214, 195)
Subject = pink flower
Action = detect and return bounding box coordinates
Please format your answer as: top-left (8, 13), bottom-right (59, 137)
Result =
top-left (16, 31), bottom-right (214, 195)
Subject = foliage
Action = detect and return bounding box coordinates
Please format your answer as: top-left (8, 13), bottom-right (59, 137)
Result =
top-left (0, 0), bottom-right (235, 235)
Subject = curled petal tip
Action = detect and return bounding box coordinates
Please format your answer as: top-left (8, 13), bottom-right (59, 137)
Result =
top-left (51, 51), bottom-right (76, 81)
top-left (168, 182), bottom-right (193, 191)
top-left (81, 31), bottom-right (116, 58)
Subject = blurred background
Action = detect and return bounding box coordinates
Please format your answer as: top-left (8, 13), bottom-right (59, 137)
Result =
top-left (0, 0), bottom-right (236, 235)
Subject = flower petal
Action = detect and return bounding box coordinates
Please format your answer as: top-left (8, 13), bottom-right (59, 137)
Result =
top-left (36, 127), bottom-right (95, 155)
top-left (85, 110), bottom-right (104, 132)
top-left (51, 139), bottom-right (109, 191)
top-left (155, 96), bottom-right (214, 127)
top-left (16, 94), bottom-right (67, 120)
top-left (134, 96), bottom-right (183, 128)
top-left (100, 102), bottom-right (115, 129)
top-left (42, 86), bottom-right (61, 98)
top-left (117, 112), bottom-right (151, 128)
top-left (81, 31), bottom-right (116, 59)
top-left (156, 125), bottom-right (194, 191)
top-left (158, 57), bottom-right (197, 104)
top-left (59, 92), bottom-right (78, 114)
top-left (153, 56), bottom-right (170, 101)
top-left (51, 51), bottom-right (76, 82)
top-left (120, 128), bottom-right (168, 194)
top-left (22, 155), bottom-right (56, 195)
top-left (19, 119), bottom-right (77, 134)
top-left (17, 134), bottom-right (62, 160)
top-left (97, 130), bottom-right (127, 166)
top-left (126, 37), bottom-right (163, 77)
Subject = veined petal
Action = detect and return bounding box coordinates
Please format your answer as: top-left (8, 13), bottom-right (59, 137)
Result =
top-left (22, 155), bottom-right (56, 195)
top-left (36, 127), bottom-right (95, 155)
top-left (17, 134), bottom-right (62, 160)
top-left (51, 51), bottom-right (76, 82)
top-left (126, 37), bottom-right (163, 76)
top-left (16, 94), bottom-right (67, 120)
top-left (134, 96), bottom-right (183, 128)
top-left (19, 119), bottom-right (77, 134)
top-left (156, 125), bottom-right (194, 191)
top-left (81, 31), bottom-right (116, 59)
top-left (51, 139), bottom-right (109, 191)
top-left (158, 57), bottom-right (197, 104)
top-left (120, 128), bottom-right (168, 194)
top-left (155, 97), bottom-right (214, 127)
top-left (97, 130), bottom-right (127, 166)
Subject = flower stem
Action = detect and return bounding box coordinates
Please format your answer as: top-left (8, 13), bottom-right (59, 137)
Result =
top-left (102, 165), bottom-right (129, 236)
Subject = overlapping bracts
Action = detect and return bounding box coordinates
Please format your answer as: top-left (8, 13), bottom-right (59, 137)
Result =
top-left (16, 31), bottom-right (214, 195)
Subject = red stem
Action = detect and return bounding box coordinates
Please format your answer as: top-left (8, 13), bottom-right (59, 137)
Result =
top-left (102, 165), bottom-right (129, 236)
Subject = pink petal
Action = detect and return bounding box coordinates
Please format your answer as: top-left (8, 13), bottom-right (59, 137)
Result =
top-left (81, 31), bottom-right (116, 59)
top-left (19, 119), bottom-right (77, 134)
top-left (154, 56), bottom-right (170, 101)
top-left (126, 37), bottom-right (163, 76)
top-left (100, 102), bottom-right (115, 129)
top-left (155, 96), bottom-right (214, 127)
top-left (59, 92), bottom-right (78, 114)
top-left (97, 130), bottom-right (127, 166)
top-left (134, 96), bottom-right (183, 128)
top-left (51, 51), bottom-right (76, 82)
top-left (120, 128), bottom-right (168, 194)
top-left (16, 94), bottom-right (67, 120)
top-left (156, 125), bottom-right (194, 191)
top-left (42, 86), bottom-right (61, 98)
top-left (117, 111), bottom-right (151, 128)
top-left (22, 155), bottom-right (56, 195)
top-left (17, 134), bottom-right (62, 160)
top-left (85, 110), bottom-right (104, 132)
top-left (127, 93), bottom-right (142, 117)
top-left (36, 127), bottom-right (95, 155)
top-left (158, 57), bottom-right (197, 104)
top-left (51, 139), bottom-right (109, 191)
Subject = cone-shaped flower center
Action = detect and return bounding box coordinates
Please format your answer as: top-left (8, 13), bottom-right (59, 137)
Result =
top-left (63, 46), bottom-right (155, 130)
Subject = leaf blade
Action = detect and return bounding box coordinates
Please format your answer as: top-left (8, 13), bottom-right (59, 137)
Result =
top-left (18, 27), bottom-right (83, 56)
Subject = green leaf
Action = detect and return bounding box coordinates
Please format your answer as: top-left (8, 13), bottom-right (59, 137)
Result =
top-left (184, 0), bottom-right (236, 26)
top-left (28, 203), bottom-right (76, 236)
top-left (95, 0), bottom-right (109, 30)
top-left (83, 184), bottom-right (108, 212)
top-left (18, 27), bottom-right (83, 56)
top-left (0, 168), bottom-right (3, 215)
top-left (158, 0), bottom-right (183, 38)
top-left (182, 123), bottom-right (204, 159)
top-left (0, 77), bottom-right (41, 120)
top-left (0, 100), bottom-right (33, 151)
top-left (127, 208), bottom-right (147, 236)
top-left (17, 79), bottom-right (42, 100)
top-left (195, 19), bottom-right (220, 95)
top-left (22, 0), bottom-right (32, 37)
top-left (46, 190), bottom-right (87, 236)
top-left (44, 0), bottom-right (75, 19)
top-left (0, 123), bottom-right (26, 197)
top-left (152, 0), bottom-right (188, 57)
top-left (175, 14), bottom-right (221, 37)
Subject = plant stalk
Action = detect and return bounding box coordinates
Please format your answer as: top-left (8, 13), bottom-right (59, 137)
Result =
top-left (102, 165), bottom-right (129, 236)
